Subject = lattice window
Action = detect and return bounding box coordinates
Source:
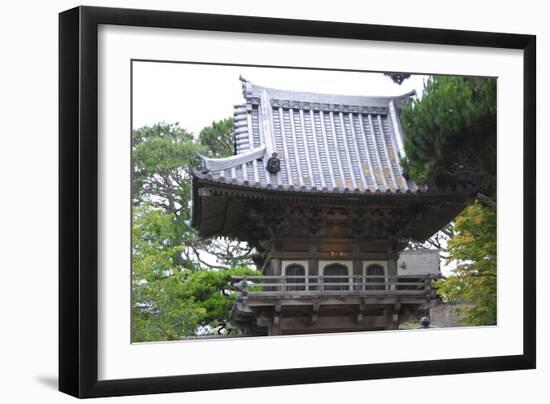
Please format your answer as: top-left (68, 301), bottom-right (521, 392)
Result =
top-left (365, 264), bottom-right (385, 291)
top-left (285, 264), bottom-right (306, 291)
top-left (323, 263), bottom-right (349, 291)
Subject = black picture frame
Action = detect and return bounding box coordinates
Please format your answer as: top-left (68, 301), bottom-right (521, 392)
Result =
top-left (59, 5), bottom-right (536, 398)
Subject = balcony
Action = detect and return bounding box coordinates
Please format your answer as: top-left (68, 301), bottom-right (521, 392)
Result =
top-left (229, 274), bottom-right (436, 335)
top-left (232, 274), bottom-right (435, 301)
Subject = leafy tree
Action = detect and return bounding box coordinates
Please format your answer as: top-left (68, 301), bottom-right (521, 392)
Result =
top-left (132, 121), bottom-right (254, 270)
top-left (132, 203), bottom-right (200, 341)
top-left (132, 203), bottom-right (257, 341)
top-left (400, 76), bottom-right (497, 200)
top-left (131, 120), bottom-right (256, 341)
top-left (199, 117), bottom-right (235, 158)
top-left (400, 76), bottom-right (498, 326)
top-left (132, 122), bottom-right (200, 213)
top-left (433, 202), bottom-right (497, 326)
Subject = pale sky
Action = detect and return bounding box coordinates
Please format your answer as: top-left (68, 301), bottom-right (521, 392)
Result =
top-left (132, 61), bottom-right (427, 136)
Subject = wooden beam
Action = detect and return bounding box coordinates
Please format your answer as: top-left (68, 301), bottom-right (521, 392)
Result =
top-left (280, 315), bottom-right (388, 332)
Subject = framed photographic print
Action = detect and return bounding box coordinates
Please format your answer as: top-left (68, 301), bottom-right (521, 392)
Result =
top-left (59, 5), bottom-right (536, 398)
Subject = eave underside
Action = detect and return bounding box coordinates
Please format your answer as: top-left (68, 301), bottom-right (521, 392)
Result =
top-left (192, 180), bottom-right (473, 245)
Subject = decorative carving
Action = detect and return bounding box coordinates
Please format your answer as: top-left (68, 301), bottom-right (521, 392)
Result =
top-left (351, 208), bottom-right (367, 238)
top-left (192, 152), bottom-right (209, 174)
top-left (306, 206), bottom-right (322, 236)
top-left (266, 152), bottom-right (281, 174)
top-left (384, 72), bottom-right (411, 85)
top-left (245, 202), bottom-right (432, 241)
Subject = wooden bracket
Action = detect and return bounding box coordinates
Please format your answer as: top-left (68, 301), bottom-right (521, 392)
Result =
top-left (356, 299), bottom-right (366, 323)
top-left (311, 303), bottom-right (320, 323)
top-left (273, 302), bottom-right (282, 326)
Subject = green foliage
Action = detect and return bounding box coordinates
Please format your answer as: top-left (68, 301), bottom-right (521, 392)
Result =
top-left (434, 203), bottom-right (497, 326)
top-left (132, 122), bottom-right (203, 213)
top-left (131, 120), bottom-right (257, 342)
top-left (131, 121), bottom-right (253, 270)
top-left (398, 320), bottom-right (419, 330)
top-left (199, 117), bottom-right (235, 158)
top-left (400, 76), bottom-right (497, 198)
top-left (401, 75), bottom-right (498, 326)
top-left (132, 263), bottom-right (257, 341)
top-left (180, 267), bottom-right (257, 330)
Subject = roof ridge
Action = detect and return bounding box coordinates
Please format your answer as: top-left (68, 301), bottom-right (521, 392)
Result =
top-left (240, 77), bottom-right (416, 107)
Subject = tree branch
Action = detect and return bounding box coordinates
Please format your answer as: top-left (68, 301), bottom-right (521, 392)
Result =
top-left (190, 246), bottom-right (229, 270)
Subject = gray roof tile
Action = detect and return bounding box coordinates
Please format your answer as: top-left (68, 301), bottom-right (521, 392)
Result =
top-left (193, 78), bottom-right (422, 194)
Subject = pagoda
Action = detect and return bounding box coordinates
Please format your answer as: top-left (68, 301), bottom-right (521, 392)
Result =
top-left (191, 77), bottom-right (476, 336)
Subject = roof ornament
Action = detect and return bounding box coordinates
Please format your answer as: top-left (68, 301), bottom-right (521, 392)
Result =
top-left (239, 74), bottom-right (252, 99)
top-left (265, 152), bottom-right (281, 174)
top-left (192, 152), bottom-right (210, 174)
top-left (384, 72), bottom-right (411, 85)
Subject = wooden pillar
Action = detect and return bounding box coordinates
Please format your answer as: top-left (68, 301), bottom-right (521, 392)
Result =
top-left (384, 304), bottom-right (400, 330)
top-left (264, 257), bottom-right (282, 292)
top-left (308, 257), bottom-right (318, 291)
top-left (269, 321), bottom-right (282, 335)
top-left (352, 241), bottom-right (363, 291)
top-left (270, 257), bottom-right (282, 276)
top-left (384, 306), bottom-right (399, 330)
top-left (352, 259), bottom-right (363, 291)
top-left (387, 258), bottom-right (398, 291)
top-left (308, 258), bottom-right (319, 276)
top-left (308, 242), bottom-right (319, 290)
top-left (387, 258), bottom-right (398, 276)
top-left (270, 303), bottom-right (282, 335)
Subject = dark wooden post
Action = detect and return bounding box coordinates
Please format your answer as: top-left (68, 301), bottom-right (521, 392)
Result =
top-left (387, 258), bottom-right (398, 291)
top-left (353, 259), bottom-right (363, 291)
top-left (384, 305), bottom-right (400, 330)
top-left (270, 303), bottom-right (282, 335)
top-left (270, 257), bottom-right (282, 276)
top-left (270, 257), bottom-right (281, 293)
top-left (308, 257), bottom-right (318, 291)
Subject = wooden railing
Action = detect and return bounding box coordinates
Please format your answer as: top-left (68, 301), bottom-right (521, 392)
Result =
top-left (231, 274), bottom-right (434, 298)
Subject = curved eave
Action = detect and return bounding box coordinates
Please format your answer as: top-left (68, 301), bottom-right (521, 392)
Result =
top-left (192, 173), bottom-right (478, 203)
top-left (191, 175), bottom-right (475, 242)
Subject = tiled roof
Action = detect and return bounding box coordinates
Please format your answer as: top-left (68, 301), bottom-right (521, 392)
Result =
top-left (192, 77), bottom-right (422, 194)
